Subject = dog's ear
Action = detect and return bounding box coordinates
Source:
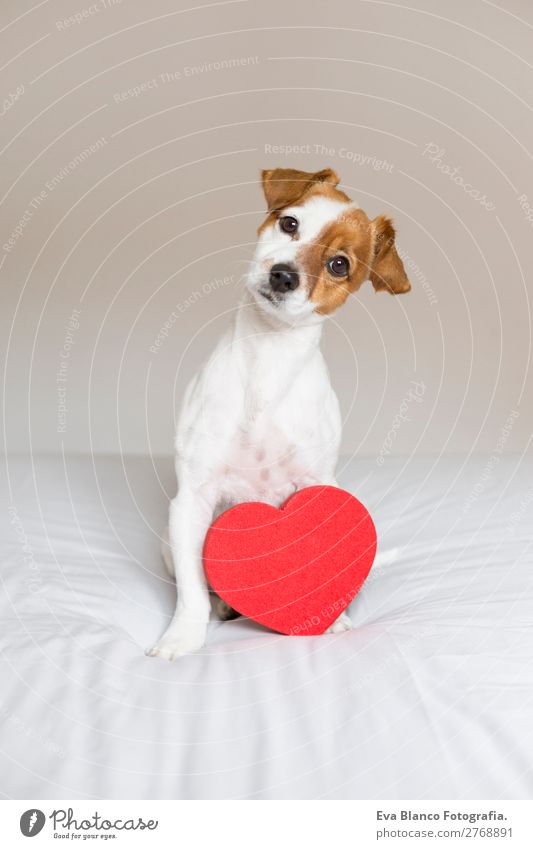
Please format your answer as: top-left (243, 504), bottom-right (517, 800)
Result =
top-left (369, 215), bottom-right (411, 295)
top-left (261, 167), bottom-right (339, 212)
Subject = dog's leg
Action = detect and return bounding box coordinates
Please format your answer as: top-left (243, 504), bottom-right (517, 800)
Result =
top-left (161, 525), bottom-right (174, 577)
top-left (326, 611), bottom-right (353, 633)
top-left (163, 536), bottom-right (239, 621)
top-left (213, 595), bottom-right (241, 621)
top-left (148, 486), bottom-right (214, 660)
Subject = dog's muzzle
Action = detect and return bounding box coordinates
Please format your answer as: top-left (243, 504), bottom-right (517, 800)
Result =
top-left (269, 263), bottom-right (300, 293)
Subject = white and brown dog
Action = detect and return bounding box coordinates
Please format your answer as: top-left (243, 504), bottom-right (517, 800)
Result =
top-left (148, 167), bottom-right (411, 660)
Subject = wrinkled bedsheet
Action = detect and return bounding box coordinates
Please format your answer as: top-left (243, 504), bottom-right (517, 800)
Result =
top-left (1, 452), bottom-right (532, 799)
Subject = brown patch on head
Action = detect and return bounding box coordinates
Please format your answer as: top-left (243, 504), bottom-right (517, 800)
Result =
top-left (302, 209), bottom-right (411, 315)
top-left (258, 167), bottom-right (350, 234)
top-left (303, 209), bottom-right (374, 315)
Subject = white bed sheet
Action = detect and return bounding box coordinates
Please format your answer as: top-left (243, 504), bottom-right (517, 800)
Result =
top-left (1, 452), bottom-right (532, 799)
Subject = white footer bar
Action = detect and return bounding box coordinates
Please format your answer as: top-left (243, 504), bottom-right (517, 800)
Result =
top-left (1, 800), bottom-right (532, 848)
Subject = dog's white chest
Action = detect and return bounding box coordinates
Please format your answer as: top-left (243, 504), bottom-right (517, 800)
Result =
top-left (220, 418), bottom-right (304, 506)
top-left (176, 310), bottom-right (340, 508)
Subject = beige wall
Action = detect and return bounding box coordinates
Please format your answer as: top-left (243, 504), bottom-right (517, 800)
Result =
top-left (1, 0), bottom-right (532, 459)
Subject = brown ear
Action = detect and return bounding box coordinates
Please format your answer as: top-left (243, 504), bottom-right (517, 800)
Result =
top-left (261, 167), bottom-right (339, 212)
top-left (369, 215), bottom-right (411, 295)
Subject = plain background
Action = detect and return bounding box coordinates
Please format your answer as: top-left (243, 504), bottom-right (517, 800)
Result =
top-left (1, 0), bottom-right (532, 460)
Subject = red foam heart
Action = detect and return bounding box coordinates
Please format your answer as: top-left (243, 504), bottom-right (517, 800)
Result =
top-left (203, 486), bottom-right (377, 635)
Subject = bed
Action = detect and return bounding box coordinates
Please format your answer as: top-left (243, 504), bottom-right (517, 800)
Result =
top-left (1, 452), bottom-right (532, 799)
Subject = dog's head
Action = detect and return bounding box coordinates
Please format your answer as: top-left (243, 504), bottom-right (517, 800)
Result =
top-left (247, 167), bottom-right (411, 322)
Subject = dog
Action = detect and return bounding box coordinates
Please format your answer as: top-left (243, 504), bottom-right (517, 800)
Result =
top-left (148, 167), bottom-right (411, 659)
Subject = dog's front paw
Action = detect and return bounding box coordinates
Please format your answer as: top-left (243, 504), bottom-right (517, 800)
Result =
top-left (146, 620), bottom-right (207, 660)
top-left (325, 611), bottom-right (353, 634)
top-left (146, 633), bottom-right (204, 660)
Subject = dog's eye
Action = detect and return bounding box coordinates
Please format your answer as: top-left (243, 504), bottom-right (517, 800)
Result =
top-left (327, 255), bottom-right (350, 277)
top-left (279, 216), bottom-right (298, 234)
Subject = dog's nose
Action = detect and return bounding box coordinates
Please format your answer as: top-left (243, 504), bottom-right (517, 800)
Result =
top-left (269, 263), bottom-right (299, 293)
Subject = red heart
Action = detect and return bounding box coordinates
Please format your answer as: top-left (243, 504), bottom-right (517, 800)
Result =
top-left (203, 486), bottom-right (377, 636)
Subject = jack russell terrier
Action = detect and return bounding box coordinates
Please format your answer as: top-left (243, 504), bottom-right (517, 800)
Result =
top-left (148, 167), bottom-right (411, 660)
